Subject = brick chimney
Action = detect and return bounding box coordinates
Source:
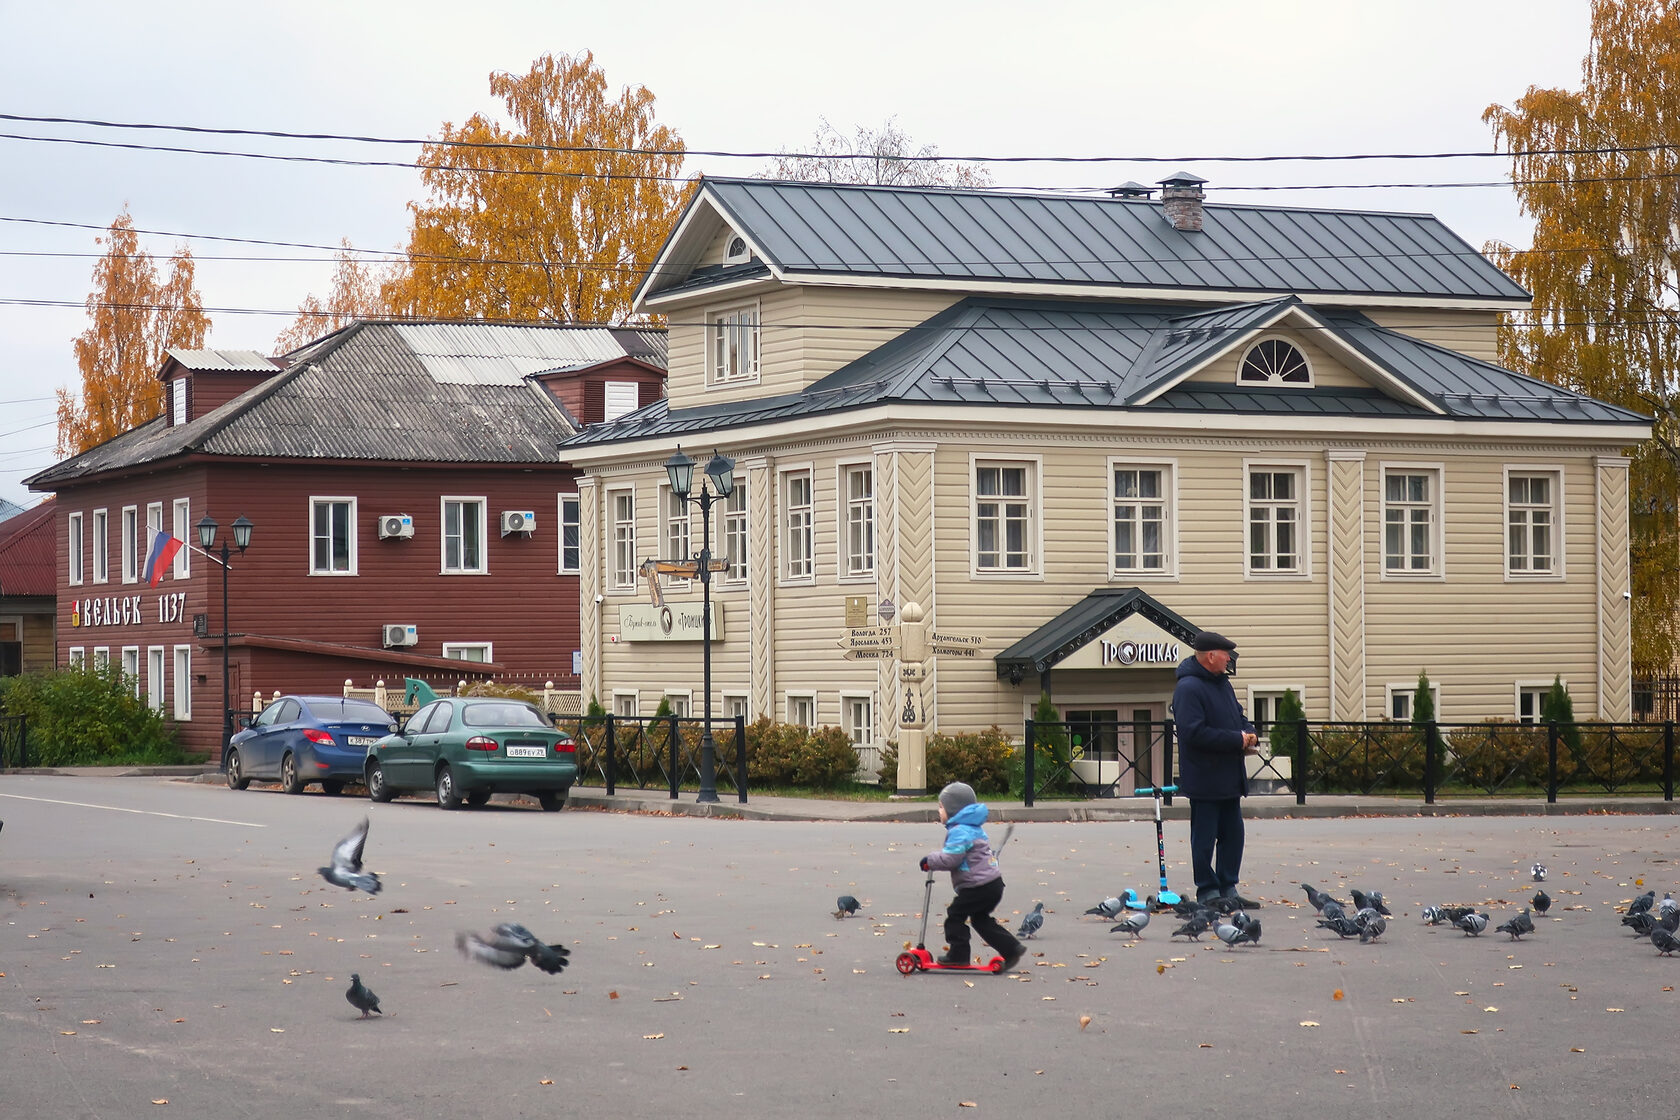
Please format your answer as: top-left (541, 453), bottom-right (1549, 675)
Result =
top-left (1158, 171), bottom-right (1208, 232)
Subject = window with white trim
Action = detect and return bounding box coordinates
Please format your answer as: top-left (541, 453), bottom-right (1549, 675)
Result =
top-left (92, 646), bottom-right (110, 673)
top-left (663, 692), bottom-right (691, 718)
top-left (975, 461), bottom-right (1034, 572)
top-left (782, 470), bottom-right (813, 581)
top-left (1247, 687), bottom-right (1303, 745)
top-left (173, 645), bottom-right (192, 719)
top-left (1112, 465), bottom-right (1168, 573)
top-left (786, 692), bottom-right (816, 730)
top-left (121, 647), bottom-right (140, 698)
top-left (442, 497), bottom-right (487, 574)
top-left (842, 694), bottom-right (873, 749)
top-left (1247, 466), bottom-right (1303, 574)
top-left (708, 304), bottom-right (760, 385)
top-left (442, 643), bottom-right (492, 663)
top-left (722, 480), bottom-right (748, 586)
top-left (724, 693), bottom-right (750, 723)
top-left (120, 506), bottom-right (139, 583)
top-left (1386, 683), bottom-right (1439, 722)
top-left (603, 381), bottom-right (640, 421)
top-left (1517, 682), bottom-right (1555, 724)
top-left (1238, 337), bottom-right (1312, 385)
top-left (311, 497), bottom-right (357, 575)
top-left (842, 464), bottom-right (874, 579)
top-left (609, 489), bottom-right (637, 590)
top-left (1507, 471), bottom-right (1559, 576)
top-left (612, 691), bottom-right (640, 718)
top-left (1382, 468), bottom-right (1440, 575)
top-left (145, 502), bottom-right (163, 579)
top-left (172, 498), bottom-right (191, 579)
top-left (558, 494), bottom-right (581, 574)
top-left (147, 647), bottom-right (166, 712)
top-left (68, 647), bottom-right (85, 670)
top-left (171, 377), bottom-right (187, 425)
top-left (92, 509), bottom-right (108, 583)
top-left (68, 512), bottom-right (84, 585)
top-left (663, 486), bottom-right (692, 568)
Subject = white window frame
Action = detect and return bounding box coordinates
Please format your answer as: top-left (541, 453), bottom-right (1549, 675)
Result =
top-left (310, 496), bottom-right (359, 576)
top-left (1246, 685), bottom-right (1306, 746)
top-left (68, 512), bottom-right (84, 585)
top-left (92, 646), bottom-right (110, 673)
top-left (660, 484), bottom-right (692, 586)
top-left (708, 301), bottom-right (761, 386)
top-left (662, 690), bottom-right (692, 718)
top-left (92, 508), bottom-right (109, 583)
top-left (1109, 457), bottom-right (1176, 579)
top-left (442, 642), bottom-right (493, 663)
top-left (121, 646), bottom-right (141, 698)
top-left (173, 645), bottom-right (192, 720)
top-left (1384, 682), bottom-right (1441, 722)
top-left (172, 498), bottom-right (191, 579)
top-left (1244, 459), bottom-right (1311, 579)
top-left (1380, 463), bottom-right (1444, 579)
top-left (1516, 679), bottom-right (1560, 724)
top-left (1237, 335), bottom-right (1315, 387)
top-left (558, 493), bottom-right (581, 575)
top-left (721, 478), bottom-right (749, 587)
top-left (171, 377), bottom-right (187, 426)
top-left (612, 690), bottom-right (641, 718)
top-left (785, 691), bottom-right (817, 730)
top-left (838, 461), bottom-right (875, 582)
top-left (120, 505), bottom-right (139, 584)
top-left (1504, 465), bottom-right (1564, 580)
top-left (603, 381), bottom-right (640, 421)
top-left (779, 466), bottom-right (815, 584)
top-left (841, 692), bottom-right (874, 748)
top-left (144, 502), bottom-right (164, 582)
top-left (440, 496), bottom-right (488, 575)
top-left (147, 646), bottom-right (167, 712)
top-left (971, 454), bottom-right (1042, 579)
top-left (608, 487), bottom-right (637, 591)
top-left (68, 646), bottom-right (86, 670)
top-left (723, 692), bottom-right (751, 724)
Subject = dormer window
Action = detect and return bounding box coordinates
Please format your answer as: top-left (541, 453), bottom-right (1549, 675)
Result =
top-left (1238, 338), bottom-right (1312, 386)
top-left (171, 377), bottom-right (187, 425)
top-left (723, 235), bottom-right (750, 265)
top-left (709, 303), bottom-right (760, 385)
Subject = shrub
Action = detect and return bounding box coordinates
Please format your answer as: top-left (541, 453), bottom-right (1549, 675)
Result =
top-left (1268, 688), bottom-right (1305, 762)
top-left (460, 679), bottom-right (542, 706)
top-left (1541, 676), bottom-right (1583, 759)
top-left (1411, 670), bottom-right (1435, 725)
top-left (878, 726), bottom-right (1014, 794)
top-left (1, 665), bottom-right (183, 765)
top-left (1445, 721), bottom-right (1548, 792)
top-left (1307, 723), bottom-right (1425, 793)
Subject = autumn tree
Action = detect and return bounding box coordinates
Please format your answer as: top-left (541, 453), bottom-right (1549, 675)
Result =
top-left (764, 116), bottom-right (992, 187)
top-left (1483, 0), bottom-right (1680, 670)
top-left (272, 239), bottom-right (393, 354)
top-left (56, 210), bottom-right (210, 456)
top-left (382, 51), bottom-right (688, 326)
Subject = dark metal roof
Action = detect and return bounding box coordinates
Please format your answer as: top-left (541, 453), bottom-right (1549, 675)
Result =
top-left (28, 321), bottom-right (665, 488)
top-left (565, 297), bottom-right (1647, 447)
top-left (994, 587), bottom-right (1201, 678)
top-left (657, 178), bottom-right (1530, 303)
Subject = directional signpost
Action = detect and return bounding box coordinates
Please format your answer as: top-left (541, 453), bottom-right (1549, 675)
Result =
top-left (837, 625), bottom-right (899, 661)
top-left (929, 630), bottom-right (985, 658)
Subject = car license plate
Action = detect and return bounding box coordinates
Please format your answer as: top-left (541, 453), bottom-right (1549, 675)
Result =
top-left (347, 736), bottom-right (378, 748)
top-left (506, 745), bottom-right (547, 758)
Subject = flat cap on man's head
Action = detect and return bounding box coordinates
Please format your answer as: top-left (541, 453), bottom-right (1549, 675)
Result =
top-left (1191, 630), bottom-right (1237, 652)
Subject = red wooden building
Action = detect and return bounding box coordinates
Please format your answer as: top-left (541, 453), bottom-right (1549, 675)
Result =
top-left (25, 321), bottom-right (665, 760)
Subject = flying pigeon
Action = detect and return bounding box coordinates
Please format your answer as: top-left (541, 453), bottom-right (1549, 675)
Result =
top-left (1110, 909), bottom-right (1150, 939)
top-left (1084, 896), bottom-right (1126, 920)
top-left (345, 973), bottom-right (382, 1019)
top-left (1495, 908), bottom-right (1535, 941)
top-left (1531, 863), bottom-right (1547, 882)
top-left (318, 817), bottom-right (381, 895)
top-left (1531, 890), bottom-right (1551, 916)
top-left (1628, 890), bottom-right (1657, 918)
top-left (834, 895), bottom-right (860, 919)
top-left (1017, 901), bottom-right (1045, 939)
top-left (1317, 912), bottom-right (1362, 938)
top-left (1455, 911), bottom-right (1490, 937)
top-left (1171, 914), bottom-right (1212, 940)
top-left (1300, 883), bottom-right (1336, 912)
top-left (1653, 926), bottom-right (1680, 956)
top-left (457, 923), bottom-right (572, 975)
top-left (1351, 889), bottom-right (1392, 917)
top-left (1214, 920), bottom-right (1258, 947)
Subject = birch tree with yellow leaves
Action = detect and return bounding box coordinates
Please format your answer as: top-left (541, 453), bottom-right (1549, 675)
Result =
top-left (272, 239), bottom-right (392, 354)
top-left (1484, 0), bottom-right (1680, 671)
top-left (383, 51), bottom-right (688, 326)
top-left (56, 210), bottom-right (210, 457)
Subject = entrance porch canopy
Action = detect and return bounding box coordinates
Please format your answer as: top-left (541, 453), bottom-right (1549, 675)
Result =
top-left (994, 587), bottom-right (1200, 685)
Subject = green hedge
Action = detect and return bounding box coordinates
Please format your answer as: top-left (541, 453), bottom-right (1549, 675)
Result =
top-left (0, 665), bottom-right (185, 766)
top-left (877, 726), bottom-right (1015, 793)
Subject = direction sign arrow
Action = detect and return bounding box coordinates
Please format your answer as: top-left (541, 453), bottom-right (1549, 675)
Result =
top-left (930, 645), bottom-right (981, 659)
top-left (837, 625), bottom-right (899, 652)
top-left (928, 631), bottom-right (984, 648)
top-left (842, 647), bottom-right (897, 661)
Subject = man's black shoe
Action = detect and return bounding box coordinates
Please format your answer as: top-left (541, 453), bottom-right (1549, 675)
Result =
top-left (1225, 893), bottom-right (1261, 909)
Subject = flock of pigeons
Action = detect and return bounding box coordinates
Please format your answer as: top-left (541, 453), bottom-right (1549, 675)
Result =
top-left (319, 817), bottom-right (572, 1019)
top-left (1078, 891), bottom-right (1263, 946)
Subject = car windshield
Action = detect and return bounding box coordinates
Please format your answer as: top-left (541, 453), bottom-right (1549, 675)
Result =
top-left (310, 699), bottom-right (394, 724)
top-left (461, 702), bottom-right (547, 729)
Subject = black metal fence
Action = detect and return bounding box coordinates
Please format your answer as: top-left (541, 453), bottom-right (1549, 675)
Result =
top-left (561, 713), bottom-right (748, 802)
top-left (0, 715), bottom-right (25, 768)
top-left (1634, 677), bottom-right (1680, 723)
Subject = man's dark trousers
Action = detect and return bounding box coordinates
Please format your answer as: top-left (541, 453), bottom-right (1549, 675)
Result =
top-left (1189, 797), bottom-right (1244, 901)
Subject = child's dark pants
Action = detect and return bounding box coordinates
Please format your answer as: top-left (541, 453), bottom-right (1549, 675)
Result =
top-left (943, 878), bottom-right (1021, 960)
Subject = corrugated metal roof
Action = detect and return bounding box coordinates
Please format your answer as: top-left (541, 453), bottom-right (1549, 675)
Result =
top-left (391, 323), bottom-right (664, 385)
top-left (665, 178), bottom-right (1531, 303)
top-left (0, 499), bottom-right (57, 596)
top-left (165, 349), bottom-right (281, 372)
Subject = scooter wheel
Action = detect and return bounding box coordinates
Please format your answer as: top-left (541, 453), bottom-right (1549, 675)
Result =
top-left (895, 952), bottom-right (919, 975)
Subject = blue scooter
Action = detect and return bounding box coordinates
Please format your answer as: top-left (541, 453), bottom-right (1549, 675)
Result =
top-left (1131, 784), bottom-right (1182, 910)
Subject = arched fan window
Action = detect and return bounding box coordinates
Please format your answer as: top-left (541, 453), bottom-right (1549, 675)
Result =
top-left (724, 236), bottom-right (750, 265)
top-left (1238, 338), bottom-right (1312, 386)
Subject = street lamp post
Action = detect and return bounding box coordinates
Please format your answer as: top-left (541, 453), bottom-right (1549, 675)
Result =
top-left (197, 515), bottom-right (253, 770)
top-left (665, 446), bottom-right (734, 803)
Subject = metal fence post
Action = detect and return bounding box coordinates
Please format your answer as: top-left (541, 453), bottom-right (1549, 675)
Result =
top-left (1423, 720), bottom-right (1439, 804)
top-left (1295, 718), bottom-right (1309, 805)
top-left (1162, 720), bottom-right (1175, 807)
top-left (668, 712), bottom-right (680, 800)
top-left (605, 714), bottom-right (617, 796)
top-left (735, 713), bottom-right (748, 804)
top-left (1545, 721), bottom-right (1559, 804)
top-left (1665, 721), bottom-right (1675, 802)
top-left (1023, 719), bottom-right (1036, 809)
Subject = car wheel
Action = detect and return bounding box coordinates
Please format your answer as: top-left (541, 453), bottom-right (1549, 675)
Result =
top-left (321, 780), bottom-right (344, 797)
top-left (366, 762), bottom-right (395, 803)
top-left (435, 765), bottom-right (463, 810)
top-left (279, 753), bottom-right (305, 795)
top-left (465, 790), bottom-right (491, 807)
top-left (225, 748), bottom-right (251, 791)
top-left (538, 789), bottom-right (567, 812)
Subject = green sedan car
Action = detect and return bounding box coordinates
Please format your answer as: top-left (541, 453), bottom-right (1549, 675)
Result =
top-left (364, 697), bottom-right (577, 811)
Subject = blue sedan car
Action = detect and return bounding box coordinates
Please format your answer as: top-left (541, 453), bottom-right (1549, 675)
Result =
top-left (226, 695), bottom-right (397, 795)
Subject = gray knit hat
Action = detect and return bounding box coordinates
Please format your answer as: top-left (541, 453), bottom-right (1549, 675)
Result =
top-left (938, 781), bottom-right (977, 816)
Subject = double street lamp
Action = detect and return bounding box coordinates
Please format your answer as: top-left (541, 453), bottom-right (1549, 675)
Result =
top-left (197, 514), bottom-right (253, 770)
top-left (664, 446), bottom-right (735, 804)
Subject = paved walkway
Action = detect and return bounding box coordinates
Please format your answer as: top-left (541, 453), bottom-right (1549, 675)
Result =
top-left (6, 764), bottom-right (1677, 821)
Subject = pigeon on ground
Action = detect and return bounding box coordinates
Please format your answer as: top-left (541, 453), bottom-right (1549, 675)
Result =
top-left (456, 923), bottom-right (572, 975)
top-left (1495, 908), bottom-right (1535, 941)
top-left (1171, 914), bottom-right (1213, 940)
top-left (1623, 910), bottom-right (1660, 937)
top-left (834, 895), bottom-right (860, 919)
top-left (1627, 890), bottom-right (1657, 918)
top-left (1532, 890), bottom-right (1551, 916)
top-left (1531, 862), bottom-right (1548, 882)
top-left (1358, 913), bottom-right (1387, 943)
top-left (1319, 899), bottom-right (1348, 924)
top-left (1653, 926), bottom-right (1680, 956)
top-left (318, 817), bottom-right (381, 895)
top-left (1659, 893), bottom-right (1678, 920)
top-left (345, 973), bottom-right (382, 1019)
top-left (1110, 909), bottom-right (1150, 939)
top-left (1017, 901), bottom-right (1045, 939)
top-left (1317, 912), bottom-right (1362, 938)
top-left (1351, 889), bottom-right (1392, 917)
top-left (1424, 905), bottom-right (1476, 927)
top-left (1455, 911), bottom-right (1490, 937)
top-left (1660, 907), bottom-right (1680, 934)
top-left (1300, 883), bottom-right (1337, 912)
top-left (1214, 920), bottom-right (1258, 947)
top-left (1084, 896), bottom-right (1126, 920)
top-left (1230, 911), bottom-right (1261, 944)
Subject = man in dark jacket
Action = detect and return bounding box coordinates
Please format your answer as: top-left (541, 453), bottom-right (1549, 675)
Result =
top-left (1172, 630), bottom-right (1260, 905)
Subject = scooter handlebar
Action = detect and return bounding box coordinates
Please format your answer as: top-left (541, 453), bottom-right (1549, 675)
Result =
top-left (1134, 784), bottom-right (1179, 795)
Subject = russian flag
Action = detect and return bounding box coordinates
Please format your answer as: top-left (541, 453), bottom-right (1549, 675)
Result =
top-left (143, 530), bottom-right (183, 587)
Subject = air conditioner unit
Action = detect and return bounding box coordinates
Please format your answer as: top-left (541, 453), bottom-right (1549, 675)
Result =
top-left (383, 624), bottom-right (418, 647)
top-left (378, 514), bottom-right (415, 540)
top-left (500, 510), bottom-right (537, 536)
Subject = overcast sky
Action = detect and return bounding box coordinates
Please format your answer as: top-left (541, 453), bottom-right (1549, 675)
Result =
top-left (0, 0), bottom-right (1594, 511)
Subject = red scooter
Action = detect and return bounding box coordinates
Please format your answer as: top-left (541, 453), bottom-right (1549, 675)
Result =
top-left (895, 824), bottom-right (1014, 976)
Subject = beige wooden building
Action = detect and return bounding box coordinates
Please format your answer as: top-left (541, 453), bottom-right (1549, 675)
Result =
top-left (563, 175), bottom-right (1649, 789)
